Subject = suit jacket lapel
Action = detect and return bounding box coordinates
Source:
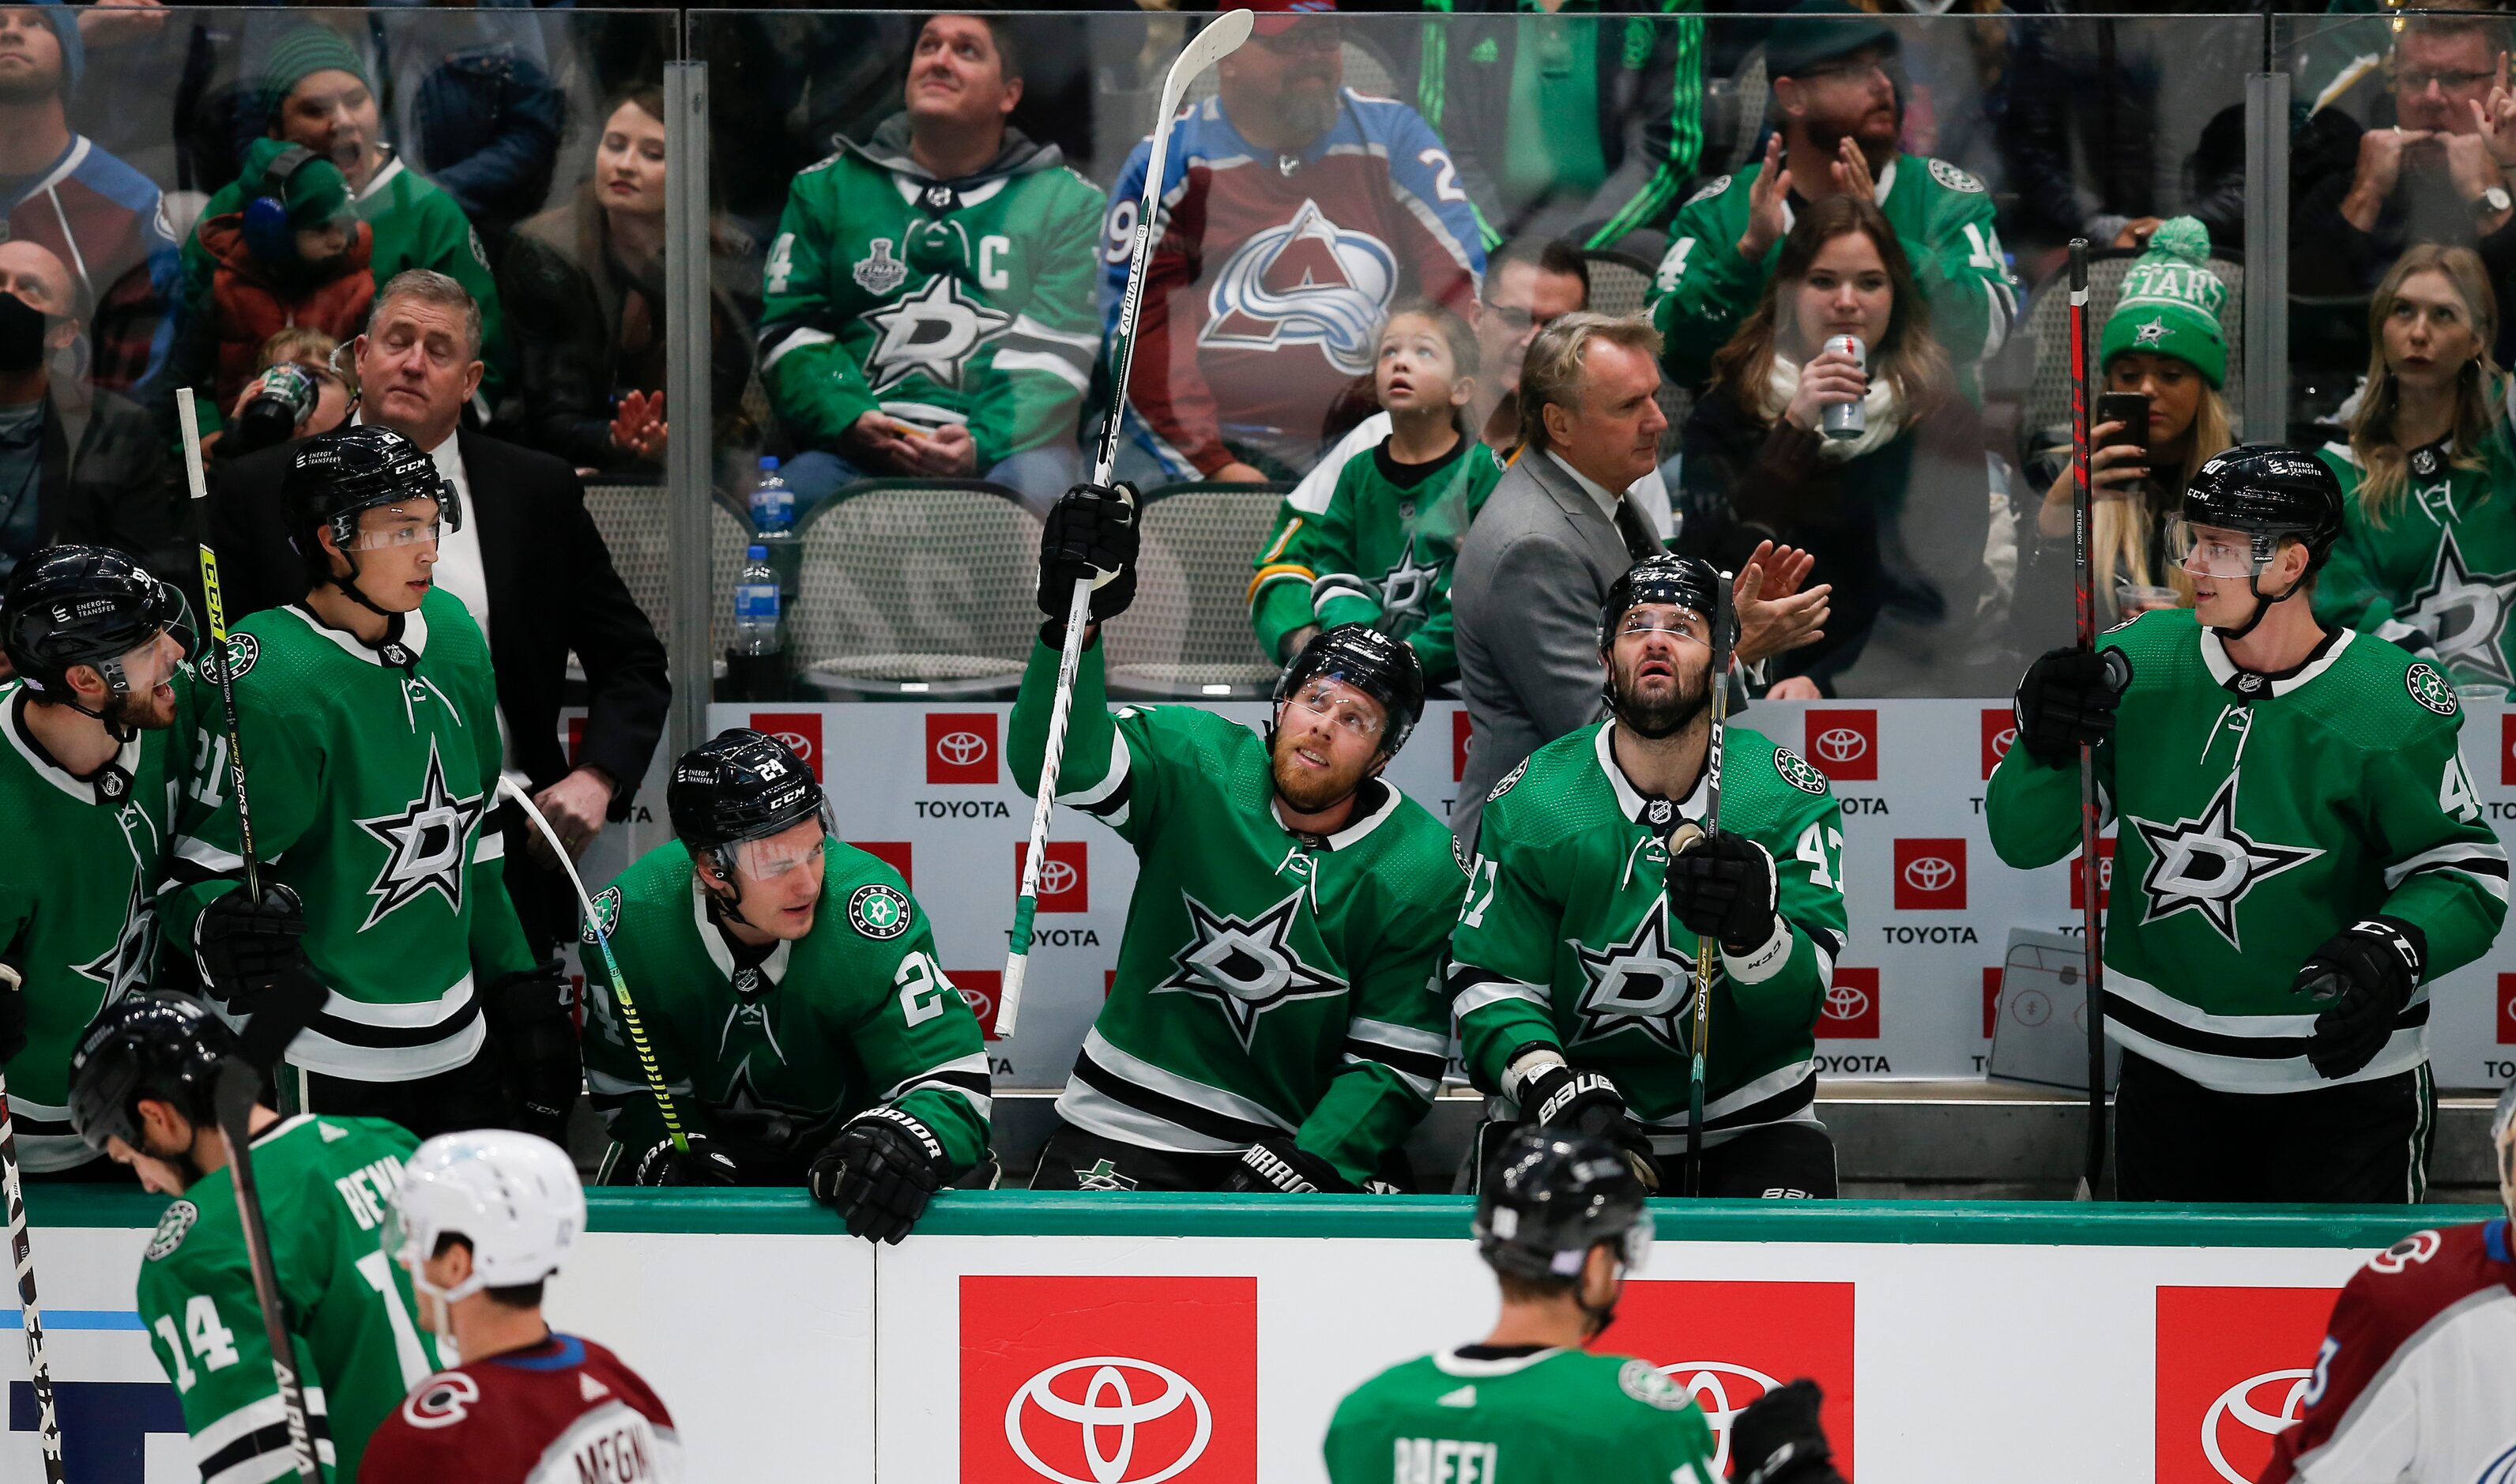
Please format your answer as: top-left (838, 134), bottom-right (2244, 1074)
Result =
top-left (459, 431), bottom-right (522, 656)
top-left (1523, 450), bottom-right (1629, 571)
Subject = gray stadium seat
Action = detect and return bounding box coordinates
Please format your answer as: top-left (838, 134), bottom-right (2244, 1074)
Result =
top-left (579, 481), bottom-right (750, 645)
top-left (1106, 480), bottom-right (1291, 699)
top-left (2021, 247), bottom-right (2247, 447)
top-left (789, 480), bottom-right (1044, 697)
top-left (1583, 249), bottom-right (1689, 458)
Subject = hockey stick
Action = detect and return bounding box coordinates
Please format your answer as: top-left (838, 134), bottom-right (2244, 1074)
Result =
top-left (499, 778), bottom-right (689, 1153)
top-left (0, 967), bottom-right (64, 1484)
top-left (1682, 571), bottom-right (1736, 1198)
top-left (178, 390), bottom-right (263, 907)
top-left (2066, 241), bottom-right (2108, 1200)
top-left (996, 7), bottom-right (1253, 1040)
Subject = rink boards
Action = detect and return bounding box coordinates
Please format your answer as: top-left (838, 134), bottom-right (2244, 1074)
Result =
top-left (0, 1188), bottom-right (2463, 1484)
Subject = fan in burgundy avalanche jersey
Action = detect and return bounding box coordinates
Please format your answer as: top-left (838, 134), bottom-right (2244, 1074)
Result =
top-left (1107, 0), bottom-right (1483, 483)
top-left (361, 1131), bottom-right (681, 1483)
top-left (2258, 1079), bottom-right (2516, 1483)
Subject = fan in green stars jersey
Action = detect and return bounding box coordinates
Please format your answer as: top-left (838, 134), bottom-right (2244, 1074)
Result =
top-left (0, 547), bottom-right (198, 1174)
top-left (1448, 556), bottom-right (1848, 1199)
top-left (1014, 483), bottom-right (1463, 1195)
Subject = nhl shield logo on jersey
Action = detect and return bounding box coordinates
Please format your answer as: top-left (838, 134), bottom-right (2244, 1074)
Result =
top-left (1154, 889), bottom-right (1348, 1047)
top-left (2405, 661), bottom-right (2461, 716)
top-left (146, 1200), bottom-right (198, 1261)
top-left (1773, 748), bottom-right (1829, 796)
top-left (1200, 200), bottom-right (1398, 375)
top-left (1572, 906), bottom-right (1699, 1052)
top-left (352, 736), bottom-right (488, 930)
top-left (849, 883), bottom-right (913, 940)
top-left (853, 237), bottom-right (909, 296)
top-left (2127, 776), bottom-right (2323, 950)
top-left (582, 885), bottom-right (623, 946)
top-left (859, 276), bottom-right (1012, 394)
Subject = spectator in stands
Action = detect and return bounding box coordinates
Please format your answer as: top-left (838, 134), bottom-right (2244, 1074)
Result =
top-left (0, 2), bottom-right (179, 398)
top-left (206, 271), bottom-right (668, 970)
top-left (215, 328), bottom-right (356, 464)
top-left (757, 13), bottom-right (1102, 518)
top-left (499, 86), bottom-right (758, 479)
top-left (1112, 0), bottom-right (1483, 486)
top-left (373, 11), bottom-right (563, 258)
top-left (1677, 195), bottom-right (1989, 700)
top-left (1451, 311), bottom-right (1829, 847)
top-left (236, 326), bottom-right (354, 444)
top-left (0, 238), bottom-right (173, 583)
top-left (2316, 244), bottom-right (2516, 691)
top-left (1650, 0), bottom-right (2015, 394)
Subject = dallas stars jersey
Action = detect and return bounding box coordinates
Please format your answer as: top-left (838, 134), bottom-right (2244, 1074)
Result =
top-left (0, 677), bottom-right (198, 1169)
top-left (1324, 1346), bottom-right (1720, 1484)
top-left (137, 1113), bottom-right (438, 1484)
top-left (581, 837), bottom-right (990, 1180)
top-left (2314, 435), bottom-right (2516, 691)
top-left (1009, 637), bottom-right (1463, 1187)
top-left (1648, 153), bottom-right (2017, 388)
top-left (1249, 434), bottom-right (1505, 682)
top-left (1450, 722), bottom-right (1847, 1147)
top-left (1986, 610), bottom-right (2509, 1092)
top-left (166, 591), bottom-right (536, 1081)
top-left (757, 117), bottom-right (1105, 469)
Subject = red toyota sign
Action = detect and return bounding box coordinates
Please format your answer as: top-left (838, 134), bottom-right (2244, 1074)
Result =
top-left (1980, 706), bottom-right (2016, 779)
top-left (1452, 709), bottom-right (1472, 782)
top-left (2499, 974), bottom-right (2516, 1045)
top-left (1818, 966), bottom-right (1881, 1038)
top-left (854, 840), bottom-right (913, 887)
top-left (750, 710), bottom-right (825, 782)
top-left (928, 713), bottom-right (1001, 785)
top-left (1802, 709), bottom-right (1878, 782)
top-left (2502, 711), bottom-right (2516, 785)
top-left (2155, 1286), bottom-right (2336, 1484)
top-left (1016, 841), bottom-right (1089, 913)
top-left (961, 1275), bottom-right (1257, 1484)
top-left (1608, 1280), bottom-right (1855, 1479)
top-left (1892, 838), bottom-right (1966, 910)
top-left (954, 969), bottom-right (1001, 1041)
top-left (1983, 966), bottom-right (2002, 1038)
top-left (2069, 838), bottom-right (2115, 911)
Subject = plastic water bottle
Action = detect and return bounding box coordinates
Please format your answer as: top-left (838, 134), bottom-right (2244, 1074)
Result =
top-left (749, 456), bottom-right (802, 603)
top-left (733, 544), bottom-right (783, 658)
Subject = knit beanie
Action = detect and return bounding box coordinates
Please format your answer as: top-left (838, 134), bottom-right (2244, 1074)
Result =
top-left (241, 138), bottom-right (350, 229)
top-left (2100, 217), bottom-right (2228, 389)
top-left (24, 1), bottom-right (84, 100)
top-left (255, 25), bottom-right (369, 130)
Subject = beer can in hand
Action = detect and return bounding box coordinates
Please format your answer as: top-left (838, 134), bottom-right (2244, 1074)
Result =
top-left (1821, 333), bottom-right (1866, 441)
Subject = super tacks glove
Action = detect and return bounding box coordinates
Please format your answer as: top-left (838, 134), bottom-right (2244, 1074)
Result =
top-left (1730, 1379), bottom-right (1848, 1484)
top-left (2013, 646), bottom-right (2131, 766)
top-left (808, 1106), bottom-right (951, 1244)
top-left (1038, 482), bottom-right (1139, 627)
top-left (634, 1132), bottom-right (744, 1188)
top-left (1665, 831), bottom-right (1780, 955)
top-left (2292, 917), bottom-right (2426, 1080)
top-left (1512, 1051), bottom-right (1660, 1191)
top-left (195, 883), bottom-right (307, 1008)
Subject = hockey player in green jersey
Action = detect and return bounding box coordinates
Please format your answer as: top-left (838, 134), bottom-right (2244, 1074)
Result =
top-left (584, 727), bottom-right (991, 1241)
top-left (0, 547), bottom-right (198, 1173)
top-left (164, 426), bottom-right (576, 1143)
top-left (1323, 1127), bottom-right (1848, 1484)
top-left (1249, 302), bottom-right (1505, 682)
top-left (1015, 483), bottom-right (1464, 1193)
top-left (1990, 446), bottom-right (2509, 1202)
top-left (70, 993), bottom-right (440, 1483)
top-left (755, 13), bottom-right (1106, 516)
top-left (1449, 556), bottom-right (1848, 1197)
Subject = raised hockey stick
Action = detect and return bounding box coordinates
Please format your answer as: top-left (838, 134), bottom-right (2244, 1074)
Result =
top-left (178, 389), bottom-right (265, 908)
top-left (996, 6), bottom-right (1254, 1040)
top-left (0, 967), bottom-right (65, 1484)
top-left (1682, 572), bottom-right (1736, 1198)
top-left (2066, 241), bottom-right (2108, 1200)
top-left (500, 778), bottom-right (690, 1153)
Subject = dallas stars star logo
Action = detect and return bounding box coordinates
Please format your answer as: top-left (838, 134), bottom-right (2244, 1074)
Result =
top-left (2401, 528), bottom-right (2516, 688)
top-left (2128, 776), bottom-right (2323, 950)
top-left (2131, 315), bottom-right (2169, 348)
top-left (352, 737), bottom-right (487, 931)
top-left (859, 276), bottom-right (1012, 394)
top-left (1378, 537), bottom-right (1443, 623)
top-left (72, 869), bottom-right (156, 1004)
top-left (1571, 906), bottom-right (1699, 1052)
top-left (714, 1060), bottom-right (820, 1155)
top-left (1152, 890), bottom-right (1347, 1048)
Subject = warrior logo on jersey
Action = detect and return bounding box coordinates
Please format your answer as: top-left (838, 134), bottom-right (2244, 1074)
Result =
top-left (146, 1200), bottom-right (198, 1261)
top-left (582, 885), bottom-right (623, 945)
top-left (853, 237), bottom-right (909, 296)
top-left (849, 883), bottom-right (912, 940)
top-left (2127, 776), bottom-right (2324, 949)
top-left (352, 736), bottom-right (488, 930)
top-left (1377, 537), bottom-right (1441, 623)
top-left (858, 275), bottom-right (1012, 394)
top-left (1200, 200), bottom-right (1398, 375)
top-left (1153, 888), bottom-right (1348, 1047)
top-left (2400, 533), bottom-right (2516, 688)
top-left (1571, 905), bottom-right (1700, 1052)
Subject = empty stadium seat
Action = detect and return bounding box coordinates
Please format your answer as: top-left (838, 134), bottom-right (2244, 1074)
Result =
top-left (1106, 480), bottom-right (1292, 699)
top-left (789, 480), bottom-right (1045, 697)
top-left (578, 483), bottom-right (750, 679)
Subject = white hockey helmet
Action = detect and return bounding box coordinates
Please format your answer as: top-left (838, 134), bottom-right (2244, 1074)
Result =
top-left (382, 1129), bottom-right (586, 1305)
top-left (2495, 1079), bottom-right (2516, 1226)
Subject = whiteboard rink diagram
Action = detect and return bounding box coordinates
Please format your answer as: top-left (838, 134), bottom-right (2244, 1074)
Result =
top-left (691, 698), bottom-right (2516, 1090)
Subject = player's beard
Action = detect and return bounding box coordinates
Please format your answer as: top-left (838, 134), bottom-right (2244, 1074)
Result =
top-left (1271, 733), bottom-right (1370, 815)
top-left (141, 1128), bottom-right (207, 1193)
top-left (100, 684), bottom-right (177, 735)
top-left (1607, 653), bottom-right (1709, 740)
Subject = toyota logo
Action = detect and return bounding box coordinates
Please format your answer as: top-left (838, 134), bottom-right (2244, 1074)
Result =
top-left (1038, 860), bottom-right (1080, 896)
top-left (961, 985), bottom-right (996, 1022)
top-left (937, 729), bottom-right (991, 767)
top-left (2202, 1369), bottom-right (2311, 1484)
top-left (1812, 728), bottom-right (1868, 763)
top-left (1659, 1362), bottom-right (1780, 1474)
top-left (1005, 1356), bottom-right (1211, 1484)
top-left (1989, 725), bottom-right (2017, 758)
top-left (771, 730), bottom-right (814, 763)
top-left (1823, 984), bottom-right (1870, 1021)
top-left (1902, 857), bottom-right (1956, 893)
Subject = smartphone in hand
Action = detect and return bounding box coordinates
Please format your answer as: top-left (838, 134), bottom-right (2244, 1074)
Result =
top-left (2097, 391), bottom-right (2151, 465)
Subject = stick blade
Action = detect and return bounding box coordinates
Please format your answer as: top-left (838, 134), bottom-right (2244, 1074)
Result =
top-left (1158, 8), bottom-right (1254, 118)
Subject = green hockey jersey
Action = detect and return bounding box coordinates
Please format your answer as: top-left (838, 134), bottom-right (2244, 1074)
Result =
top-left (2314, 435), bottom-right (2516, 691)
top-left (137, 1113), bottom-right (438, 1484)
top-left (1648, 154), bottom-right (2017, 388)
top-left (1448, 721), bottom-right (1847, 1147)
top-left (0, 679), bottom-right (198, 1169)
top-left (1324, 1346), bottom-right (1721, 1484)
top-left (581, 835), bottom-right (991, 1179)
top-left (1249, 432), bottom-right (1505, 681)
top-left (757, 117), bottom-right (1106, 469)
top-left (165, 591), bottom-right (536, 1082)
top-left (1009, 637), bottom-right (1464, 1187)
top-left (1986, 609), bottom-right (2508, 1092)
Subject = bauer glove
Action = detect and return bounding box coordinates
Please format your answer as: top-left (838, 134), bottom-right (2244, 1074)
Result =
top-left (1730, 1379), bottom-right (1847, 1484)
top-left (1665, 828), bottom-right (1780, 955)
top-left (635, 1132), bottom-right (743, 1187)
top-left (1038, 481), bottom-right (1139, 627)
top-left (195, 883), bottom-right (307, 1008)
top-left (1512, 1053), bottom-right (1660, 1192)
top-left (2013, 646), bottom-right (2131, 766)
top-left (485, 962), bottom-right (581, 1143)
top-left (2292, 917), bottom-right (2424, 1080)
top-left (808, 1106), bottom-right (949, 1245)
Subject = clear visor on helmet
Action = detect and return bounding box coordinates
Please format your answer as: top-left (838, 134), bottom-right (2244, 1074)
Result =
top-left (2167, 518), bottom-right (2276, 581)
top-left (1285, 676), bottom-right (1388, 744)
top-left (345, 502), bottom-right (446, 552)
top-left (116, 626), bottom-right (186, 692)
top-left (1616, 1207), bottom-right (1655, 1275)
top-left (1612, 604), bottom-right (1712, 647)
top-left (728, 818), bottom-right (830, 883)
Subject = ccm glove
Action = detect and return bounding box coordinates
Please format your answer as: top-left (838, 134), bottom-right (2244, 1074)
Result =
top-left (2292, 917), bottom-right (2426, 1080)
top-left (2013, 646), bottom-right (2131, 766)
top-left (1225, 1136), bottom-right (1399, 1195)
top-left (1514, 1054), bottom-right (1660, 1191)
top-left (635, 1132), bottom-right (744, 1187)
top-left (1039, 481), bottom-right (1140, 626)
top-left (1665, 830), bottom-right (1780, 955)
top-left (195, 883), bottom-right (307, 1008)
top-left (485, 962), bottom-right (581, 1143)
top-left (808, 1106), bottom-right (949, 1244)
top-left (1729, 1379), bottom-right (1846, 1484)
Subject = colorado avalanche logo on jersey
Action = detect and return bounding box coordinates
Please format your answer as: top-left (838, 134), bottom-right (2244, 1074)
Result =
top-left (1571, 905), bottom-right (1700, 1053)
top-left (2401, 530), bottom-right (2516, 689)
top-left (1153, 888), bottom-right (1347, 1048)
top-left (2126, 776), bottom-right (2322, 950)
top-left (352, 736), bottom-right (488, 930)
top-left (1200, 200), bottom-right (1397, 374)
top-left (858, 276), bottom-right (1012, 394)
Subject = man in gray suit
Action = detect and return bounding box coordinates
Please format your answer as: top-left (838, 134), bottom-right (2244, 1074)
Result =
top-left (1451, 313), bottom-right (1826, 847)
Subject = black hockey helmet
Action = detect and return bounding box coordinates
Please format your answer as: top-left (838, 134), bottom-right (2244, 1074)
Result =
top-left (667, 728), bottom-right (828, 855)
top-left (2179, 444), bottom-right (2344, 571)
top-left (68, 992), bottom-right (237, 1153)
top-left (1599, 555), bottom-right (1723, 653)
top-left (1273, 623), bottom-right (1425, 759)
top-left (1474, 1127), bottom-right (1653, 1283)
top-left (2, 544), bottom-right (186, 705)
top-left (284, 424), bottom-right (458, 589)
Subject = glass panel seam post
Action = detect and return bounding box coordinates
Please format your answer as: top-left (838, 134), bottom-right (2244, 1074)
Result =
top-left (2244, 66), bottom-right (2290, 445)
top-left (665, 59), bottom-right (714, 763)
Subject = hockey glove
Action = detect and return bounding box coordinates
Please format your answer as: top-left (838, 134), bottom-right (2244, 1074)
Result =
top-left (635, 1132), bottom-right (743, 1187)
top-left (808, 1106), bottom-right (949, 1245)
top-left (1514, 1055), bottom-right (1662, 1192)
top-left (2013, 646), bottom-right (2130, 766)
top-left (485, 962), bottom-right (581, 1143)
top-left (1038, 482), bottom-right (1140, 626)
top-left (1226, 1136), bottom-right (1362, 1195)
top-left (1730, 1379), bottom-right (1846, 1484)
top-left (0, 963), bottom-right (24, 1064)
top-left (1665, 831), bottom-right (1780, 955)
top-left (195, 883), bottom-right (307, 1008)
top-left (2292, 917), bottom-right (2425, 1080)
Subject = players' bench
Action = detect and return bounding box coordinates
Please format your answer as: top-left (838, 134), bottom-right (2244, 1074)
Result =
top-left (1582, 247), bottom-right (1690, 461)
top-left (2018, 243), bottom-right (2247, 456)
top-left (1105, 480), bottom-right (1292, 700)
top-left (789, 479), bottom-right (1044, 699)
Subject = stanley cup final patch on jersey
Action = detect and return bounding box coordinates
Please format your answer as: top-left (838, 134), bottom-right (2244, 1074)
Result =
top-left (582, 885), bottom-right (623, 945)
top-left (1774, 748), bottom-right (1829, 795)
top-left (2406, 661), bottom-right (2460, 716)
top-left (147, 1200), bottom-right (199, 1261)
top-left (849, 883), bottom-right (913, 940)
